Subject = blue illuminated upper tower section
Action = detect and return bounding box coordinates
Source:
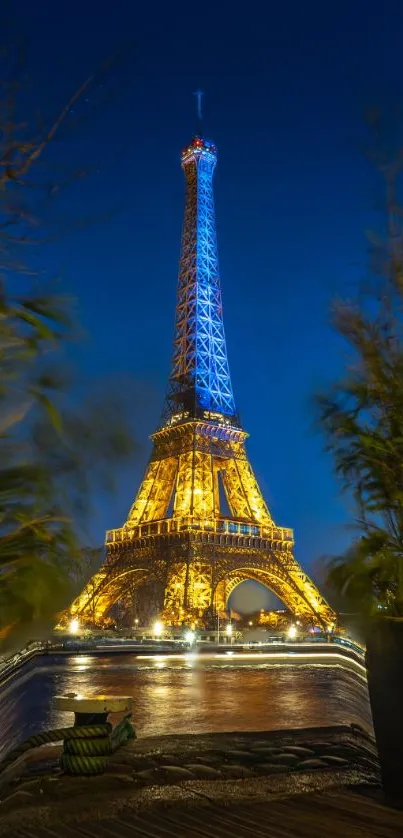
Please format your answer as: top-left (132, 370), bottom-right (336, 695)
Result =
top-left (164, 136), bottom-right (239, 427)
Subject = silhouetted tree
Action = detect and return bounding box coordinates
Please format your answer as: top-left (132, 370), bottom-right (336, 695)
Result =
top-left (0, 49), bottom-right (137, 652)
top-left (316, 111), bottom-right (403, 616)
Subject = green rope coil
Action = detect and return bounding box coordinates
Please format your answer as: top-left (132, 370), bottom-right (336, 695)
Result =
top-left (60, 714), bottom-right (135, 776)
top-left (0, 715), bottom-right (135, 778)
top-left (64, 737), bottom-right (113, 756)
top-left (111, 715), bottom-right (136, 750)
top-left (60, 753), bottom-right (109, 775)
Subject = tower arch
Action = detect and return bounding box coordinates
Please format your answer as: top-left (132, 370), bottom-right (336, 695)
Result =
top-left (69, 568), bottom-right (156, 624)
top-left (214, 565), bottom-right (331, 626)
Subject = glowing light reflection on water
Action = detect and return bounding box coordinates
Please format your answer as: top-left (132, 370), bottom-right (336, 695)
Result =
top-left (0, 653), bottom-right (373, 758)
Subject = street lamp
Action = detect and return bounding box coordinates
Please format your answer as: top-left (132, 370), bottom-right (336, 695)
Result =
top-left (153, 620), bottom-right (163, 639)
top-left (185, 630), bottom-right (196, 646)
top-left (69, 618), bottom-right (80, 635)
top-left (226, 623), bottom-right (233, 645)
top-left (287, 624), bottom-right (297, 640)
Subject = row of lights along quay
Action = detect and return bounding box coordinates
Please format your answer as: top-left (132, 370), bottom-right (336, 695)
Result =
top-left (62, 616), bottom-right (358, 654)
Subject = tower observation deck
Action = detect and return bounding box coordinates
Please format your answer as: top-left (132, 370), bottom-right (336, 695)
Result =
top-left (65, 130), bottom-right (335, 630)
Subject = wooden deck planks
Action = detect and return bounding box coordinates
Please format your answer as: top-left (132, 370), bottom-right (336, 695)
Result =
top-left (8, 789), bottom-right (403, 838)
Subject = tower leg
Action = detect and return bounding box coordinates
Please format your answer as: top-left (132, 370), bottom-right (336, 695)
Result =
top-left (184, 559), bottom-right (190, 611)
top-left (163, 563), bottom-right (186, 623)
top-left (214, 580), bottom-right (227, 614)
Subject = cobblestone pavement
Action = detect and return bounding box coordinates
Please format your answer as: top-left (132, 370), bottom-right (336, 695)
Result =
top-left (0, 725), bottom-right (385, 836)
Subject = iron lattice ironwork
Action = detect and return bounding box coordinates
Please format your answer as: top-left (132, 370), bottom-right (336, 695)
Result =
top-left (66, 136), bottom-right (335, 629)
top-left (165, 137), bottom-right (237, 423)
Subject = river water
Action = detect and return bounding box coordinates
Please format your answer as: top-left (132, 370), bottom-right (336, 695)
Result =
top-left (0, 653), bottom-right (373, 759)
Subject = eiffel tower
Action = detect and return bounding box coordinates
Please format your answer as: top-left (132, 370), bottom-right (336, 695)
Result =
top-left (68, 131), bottom-right (335, 630)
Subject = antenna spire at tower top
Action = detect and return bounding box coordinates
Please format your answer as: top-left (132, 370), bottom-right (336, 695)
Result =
top-left (193, 89), bottom-right (204, 133)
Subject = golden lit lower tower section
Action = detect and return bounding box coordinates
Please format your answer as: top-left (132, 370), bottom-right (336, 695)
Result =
top-left (64, 132), bottom-right (336, 632)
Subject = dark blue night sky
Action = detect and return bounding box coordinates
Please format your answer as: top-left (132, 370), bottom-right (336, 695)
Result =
top-left (10, 1), bottom-right (403, 604)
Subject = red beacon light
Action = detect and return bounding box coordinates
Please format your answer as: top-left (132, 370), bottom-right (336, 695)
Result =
top-left (182, 138), bottom-right (217, 158)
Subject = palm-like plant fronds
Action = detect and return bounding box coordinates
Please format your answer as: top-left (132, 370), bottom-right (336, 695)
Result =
top-left (317, 127), bottom-right (403, 616)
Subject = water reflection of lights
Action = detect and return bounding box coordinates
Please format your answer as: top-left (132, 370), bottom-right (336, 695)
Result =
top-left (72, 656), bottom-right (92, 672)
top-left (1, 642), bottom-right (372, 760)
top-left (184, 652), bottom-right (197, 664)
top-left (210, 652), bottom-right (367, 677)
top-left (137, 650), bottom-right (365, 674)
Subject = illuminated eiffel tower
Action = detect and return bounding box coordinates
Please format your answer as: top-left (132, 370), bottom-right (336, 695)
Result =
top-left (68, 129), bottom-right (335, 629)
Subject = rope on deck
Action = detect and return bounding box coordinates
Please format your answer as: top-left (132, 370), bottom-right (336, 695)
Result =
top-left (0, 714), bottom-right (135, 777)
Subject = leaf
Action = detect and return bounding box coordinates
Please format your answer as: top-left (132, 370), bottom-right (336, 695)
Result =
top-left (34, 392), bottom-right (63, 433)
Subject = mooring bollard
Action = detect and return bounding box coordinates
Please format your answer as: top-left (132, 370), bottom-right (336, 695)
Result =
top-left (53, 694), bottom-right (135, 775)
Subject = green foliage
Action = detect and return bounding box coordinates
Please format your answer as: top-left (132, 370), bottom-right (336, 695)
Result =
top-left (317, 129), bottom-right (403, 617)
top-left (0, 59), bottom-right (137, 652)
top-left (0, 289), bottom-right (137, 651)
